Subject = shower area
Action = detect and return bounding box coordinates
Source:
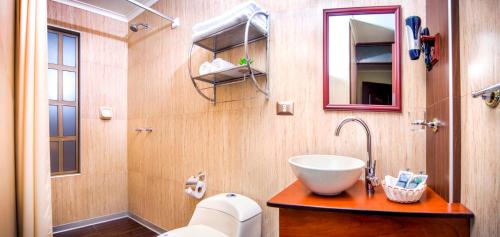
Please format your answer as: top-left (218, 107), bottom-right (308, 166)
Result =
top-left (49, 0), bottom-right (271, 234)
top-left (47, 0), bottom-right (181, 232)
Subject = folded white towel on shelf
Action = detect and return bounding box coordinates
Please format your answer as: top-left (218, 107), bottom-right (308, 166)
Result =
top-left (199, 58), bottom-right (235, 75)
top-left (211, 58), bottom-right (234, 71)
top-left (199, 61), bottom-right (215, 75)
top-left (192, 1), bottom-right (268, 42)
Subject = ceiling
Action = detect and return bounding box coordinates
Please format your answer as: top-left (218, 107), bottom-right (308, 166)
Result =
top-left (349, 14), bottom-right (395, 44)
top-left (53, 0), bottom-right (159, 22)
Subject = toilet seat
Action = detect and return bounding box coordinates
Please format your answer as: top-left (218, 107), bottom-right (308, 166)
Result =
top-left (160, 225), bottom-right (228, 237)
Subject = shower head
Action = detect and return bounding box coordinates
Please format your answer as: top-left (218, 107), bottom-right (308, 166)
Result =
top-left (129, 23), bottom-right (149, 32)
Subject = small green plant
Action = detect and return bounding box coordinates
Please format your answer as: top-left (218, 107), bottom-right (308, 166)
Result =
top-left (239, 57), bottom-right (254, 65)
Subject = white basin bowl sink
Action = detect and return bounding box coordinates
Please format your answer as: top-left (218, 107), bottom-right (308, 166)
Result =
top-left (289, 155), bottom-right (365, 195)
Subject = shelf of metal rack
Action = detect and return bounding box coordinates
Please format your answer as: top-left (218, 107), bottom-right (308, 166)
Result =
top-left (192, 65), bottom-right (266, 85)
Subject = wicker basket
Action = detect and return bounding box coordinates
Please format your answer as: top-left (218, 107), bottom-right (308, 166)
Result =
top-left (382, 181), bottom-right (426, 203)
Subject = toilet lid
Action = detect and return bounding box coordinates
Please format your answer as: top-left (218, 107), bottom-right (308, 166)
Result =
top-left (160, 225), bottom-right (228, 237)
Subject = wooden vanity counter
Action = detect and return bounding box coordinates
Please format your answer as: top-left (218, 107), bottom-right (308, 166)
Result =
top-left (268, 181), bottom-right (473, 237)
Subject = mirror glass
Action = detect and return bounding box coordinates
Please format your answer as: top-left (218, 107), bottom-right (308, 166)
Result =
top-left (324, 7), bottom-right (401, 111)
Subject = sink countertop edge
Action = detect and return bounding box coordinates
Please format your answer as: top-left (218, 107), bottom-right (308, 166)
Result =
top-left (267, 180), bottom-right (474, 219)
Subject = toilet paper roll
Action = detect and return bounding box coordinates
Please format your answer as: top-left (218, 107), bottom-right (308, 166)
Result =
top-left (185, 181), bottom-right (206, 199)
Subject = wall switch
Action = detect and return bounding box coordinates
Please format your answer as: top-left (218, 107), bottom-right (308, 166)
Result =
top-left (99, 107), bottom-right (113, 120)
top-left (276, 101), bottom-right (294, 115)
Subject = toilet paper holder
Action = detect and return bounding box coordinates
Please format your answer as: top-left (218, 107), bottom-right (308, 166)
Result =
top-left (185, 172), bottom-right (206, 199)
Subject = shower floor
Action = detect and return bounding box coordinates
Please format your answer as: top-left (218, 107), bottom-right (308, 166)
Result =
top-left (54, 217), bottom-right (157, 237)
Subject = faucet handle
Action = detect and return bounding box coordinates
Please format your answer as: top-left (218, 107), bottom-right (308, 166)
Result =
top-left (366, 160), bottom-right (376, 175)
top-left (367, 175), bottom-right (380, 187)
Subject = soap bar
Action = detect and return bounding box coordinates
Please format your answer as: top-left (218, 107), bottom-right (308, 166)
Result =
top-left (407, 174), bottom-right (428, 189)
top-left (396, 171), bottom-right (413, 188)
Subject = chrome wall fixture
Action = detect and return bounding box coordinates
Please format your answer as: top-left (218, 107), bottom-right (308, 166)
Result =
top-left (129, 23), bottom-right (149, 32)
top-left (126, 0), bottom-right (180, 29)
top-left (135, 128), bottom-right (153, 132)
top-left (472, 83), bottom-right (500, 108)
top-left (412, 118), bottom-right (442, 133)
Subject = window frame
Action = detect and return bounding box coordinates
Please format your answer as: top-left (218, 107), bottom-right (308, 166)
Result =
top-left (48, 26), bottom-right (81, 176)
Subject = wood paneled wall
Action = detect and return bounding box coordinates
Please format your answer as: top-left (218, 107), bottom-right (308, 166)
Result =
top-left (47, 0), bottom-right (129, 226)
top-left (127, 1), bottom-right (427, 236)
top-left (0, 0), bottom-right (17, 235)
top-left (425, 0), bottom-right (461, 203)
top-left (459, 0), bottom-right (500, 236)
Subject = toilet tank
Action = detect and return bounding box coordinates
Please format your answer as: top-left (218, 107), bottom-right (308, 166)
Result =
top-left (188, 193), bottom-right (262, 237)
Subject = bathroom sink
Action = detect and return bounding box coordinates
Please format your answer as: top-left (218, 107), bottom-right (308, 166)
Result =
top-left (289, 155), bottom-right (365, 195)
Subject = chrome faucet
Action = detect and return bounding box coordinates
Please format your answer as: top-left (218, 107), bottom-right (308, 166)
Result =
top-left (335, 117), bottom-right (379, 194)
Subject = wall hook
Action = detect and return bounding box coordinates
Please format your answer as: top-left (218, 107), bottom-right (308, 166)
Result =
top-left (421, 29), bottom-right (440, 71)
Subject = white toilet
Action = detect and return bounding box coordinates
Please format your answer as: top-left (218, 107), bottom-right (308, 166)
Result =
top-left (161, 193), bottom-right (262, 237)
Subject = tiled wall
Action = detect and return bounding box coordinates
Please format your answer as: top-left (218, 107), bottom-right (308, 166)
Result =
top-left (48, 0), bottom-right (129, 226)
top-left (459, 0), bottom-right (500, 236)
top-left (127, 0), bottom-right (427, 236)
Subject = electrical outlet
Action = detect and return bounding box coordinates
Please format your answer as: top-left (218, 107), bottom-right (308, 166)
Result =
top-left (276, 101), bottom-right (294, 115)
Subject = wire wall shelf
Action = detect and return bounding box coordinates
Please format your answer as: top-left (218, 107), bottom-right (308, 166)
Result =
top-left (189, 11), bottom-right (270, 104)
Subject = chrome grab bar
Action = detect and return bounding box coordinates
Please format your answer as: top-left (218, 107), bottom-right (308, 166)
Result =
top-left (472, 83), bottom-right (500, 108)
top-left (472, 83), bottom-right (500, 98)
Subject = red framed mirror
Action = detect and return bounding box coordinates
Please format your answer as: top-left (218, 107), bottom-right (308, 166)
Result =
top-left (323, 6), bottom-right (401, 112)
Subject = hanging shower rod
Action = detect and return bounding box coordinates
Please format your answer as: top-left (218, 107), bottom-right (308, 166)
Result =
top-left (126, 0), bottom-right (180, 28)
